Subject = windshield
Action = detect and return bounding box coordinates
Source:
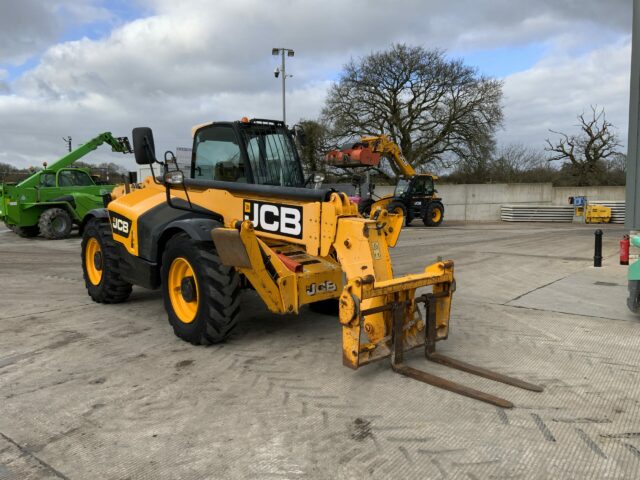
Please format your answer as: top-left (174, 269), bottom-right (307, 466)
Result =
top-left (394, 178), bottom-right (411, 196)
top-left (241, 127), bottom-right (304, 187)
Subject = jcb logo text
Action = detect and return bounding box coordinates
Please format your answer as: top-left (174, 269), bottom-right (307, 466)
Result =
top-left (243, 200), bottom-right (303, 239)
top-left (109, 212), bottom-right (131, 238)
top-left (306, 281), bottom-right (337, 296)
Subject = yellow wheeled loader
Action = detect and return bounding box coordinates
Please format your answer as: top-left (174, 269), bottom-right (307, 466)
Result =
top-left (81, 118), bottom-right (541, 407)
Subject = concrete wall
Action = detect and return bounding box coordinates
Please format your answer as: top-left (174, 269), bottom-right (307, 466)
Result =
top-left (438, 183), bottom-right (555, 221)
top-left (368, 183), bottom-right (625, 221)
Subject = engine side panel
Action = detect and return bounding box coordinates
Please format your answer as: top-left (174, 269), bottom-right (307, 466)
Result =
top-left (106, 181), bottom-right (327, 261)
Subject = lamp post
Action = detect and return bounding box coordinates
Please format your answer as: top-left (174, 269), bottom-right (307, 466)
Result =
top-left (272, 47), bottom-right (294, 125)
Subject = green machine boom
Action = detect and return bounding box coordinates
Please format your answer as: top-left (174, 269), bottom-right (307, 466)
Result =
top-left (0, 132), bottom-right (131, 239)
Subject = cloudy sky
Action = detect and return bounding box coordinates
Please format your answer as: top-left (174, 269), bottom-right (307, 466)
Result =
top-left (0, 0), bottom-right (633, 172)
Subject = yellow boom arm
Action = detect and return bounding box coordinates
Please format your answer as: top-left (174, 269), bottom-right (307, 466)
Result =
top-left (359, 134), bottom-right (416, 177)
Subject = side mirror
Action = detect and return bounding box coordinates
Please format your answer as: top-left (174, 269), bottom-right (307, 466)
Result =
top-left (132, 127), bottom-right (157, 165)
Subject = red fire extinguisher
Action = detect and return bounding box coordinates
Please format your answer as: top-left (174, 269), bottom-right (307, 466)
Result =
top-left (620, 235), bottom-right (630, 265)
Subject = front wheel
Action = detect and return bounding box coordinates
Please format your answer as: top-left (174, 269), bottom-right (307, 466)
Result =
top-left (309, 298), bottom-right (339, 315)
top-left (628, 280), bottom-right (640, 313)
top-left (423, 202), bottom-right (444, 227)
top-left (387, 201), bottom-right (410, 226)
top-left (161, 233), bottom-right (241, 345)
top-left (39, 208), bottom-right (72, 239)
top-left (358, 198), bottom-right (375, 217)
top-left (81, 218), bottom-right (132, 303)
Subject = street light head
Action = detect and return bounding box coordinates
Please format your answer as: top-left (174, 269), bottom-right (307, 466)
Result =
top-left (287, 50), bottom-right (295, 57)
top-left (273, 66), bottom-right (280, 78)
top-left (272, 48), bottom-right (279, 56)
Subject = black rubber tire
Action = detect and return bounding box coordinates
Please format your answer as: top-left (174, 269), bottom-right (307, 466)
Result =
top-left (423, 202), bottom-right (444, 227)
top-left (309, 298), bottom-right (339, 315)
top-left (161, 232), bottom-right (241, 345)
top-left (39, 208), bottom-right (72, 239)
top-left (7, 223), bottom-right (40, 237)
top-left (387, 201), bottom-right (410, 226)
top-left (358, 198), bottom-right (375, 217)
top-left (81, 218), bottom-right (133, 303)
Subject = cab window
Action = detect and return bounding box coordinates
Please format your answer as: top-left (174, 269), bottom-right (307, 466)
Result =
top-left (193, 126), bottom-right (245, 182)
top-left (412, 177), bottom-right (434, 196)
top-left (39, 173), bottom-right (56, 187)
top-left (58, 170), bottom-right (94, 187)
top-left (394, 178), bottom-right (411, 196)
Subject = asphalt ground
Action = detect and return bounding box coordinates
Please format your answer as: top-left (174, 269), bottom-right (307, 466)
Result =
top-left (0, 221), bottom-right (638, 479)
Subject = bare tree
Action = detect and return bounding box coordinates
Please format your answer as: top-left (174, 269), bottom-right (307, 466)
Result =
top-left (321, 44), bottom-right (503, 171)
top-left (545, 106), bottom-right (622, 185)
top-left (445, 143), bottom-right (542, 184)
top-left (74, 161), bottom-right (129, 183)
top-left (297, 119), bottom-right (333, 175)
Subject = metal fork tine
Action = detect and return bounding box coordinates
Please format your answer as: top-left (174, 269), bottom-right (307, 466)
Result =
top-left (392, 363), bottom-right (514, 408)
top-left (390, 298), bottom-right (514, 408)
top-left (422, 293), bottom-right (544, 393)
top-left (426, 353), bottom-right (544, 392)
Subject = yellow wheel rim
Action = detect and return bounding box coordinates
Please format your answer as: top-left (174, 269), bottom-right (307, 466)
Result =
top-left (432, 208), bottom-right (442, 222)
top-left (85, 237), bottom-right (103, 285)
top-left (168, 257), bottom-right (199, 324)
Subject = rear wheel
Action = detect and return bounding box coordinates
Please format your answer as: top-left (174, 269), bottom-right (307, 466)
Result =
top-left (7, 223), bottom-right (40, 237)
top-left (161, 233), bottom-right (241, 345)
top-left (358, 198), bottom-right (375, 217)
top-left (81, 218), bottom-right (132, 303)
top-left (39, 208), bottom-right (72, 239)
top-left (423, 202), bottom-right (444, 227)
top-left (387, 201), bottom-right (409, 226)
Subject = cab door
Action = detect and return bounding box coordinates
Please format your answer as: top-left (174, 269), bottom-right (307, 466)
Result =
top-left (53, 169), bottom-right (108, 218)
top-left (409, 176), bottom-right (429, 216)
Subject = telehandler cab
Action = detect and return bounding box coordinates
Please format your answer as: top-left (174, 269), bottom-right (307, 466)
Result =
top-left (81, 118), bottom-right (541, 407)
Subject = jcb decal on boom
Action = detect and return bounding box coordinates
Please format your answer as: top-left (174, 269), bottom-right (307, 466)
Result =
top-left (109, 211), bottom-right (132, 238)
top-left (243, 200), bottom-right (302, 239)
top-left (306, 281), bottom-right (337, 296)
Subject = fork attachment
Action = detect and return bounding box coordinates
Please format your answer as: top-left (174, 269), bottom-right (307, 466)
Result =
top-left (333, 212), bottom-right (542, 408)
top-left (376, 295), bottom-right (543, 409)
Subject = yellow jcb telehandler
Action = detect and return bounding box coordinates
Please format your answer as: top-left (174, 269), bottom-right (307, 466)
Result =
top-left (81, 118), bottom-right (541, 408)
top-left (326, 134), bottom-right (444, 227)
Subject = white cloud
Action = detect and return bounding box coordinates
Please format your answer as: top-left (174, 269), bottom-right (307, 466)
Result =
top-left (501, 37), bottom-right (631, 151)
top-left (0, 0), bottom-right (633, 170)
top-left (0, 0), bottom-right (114, 64)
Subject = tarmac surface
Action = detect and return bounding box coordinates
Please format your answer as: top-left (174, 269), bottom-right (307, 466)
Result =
top-left (0, 221), bottom-right (638, 479)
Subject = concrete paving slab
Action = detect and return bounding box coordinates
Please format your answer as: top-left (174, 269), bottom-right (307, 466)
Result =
top-left (1, 222), bottom-right (639, 479)
top-left (507, 263), bottom-right (635, 321)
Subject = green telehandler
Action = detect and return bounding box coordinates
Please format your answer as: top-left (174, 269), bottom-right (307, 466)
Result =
top-left (0, 132), bottom-right (132, 239)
